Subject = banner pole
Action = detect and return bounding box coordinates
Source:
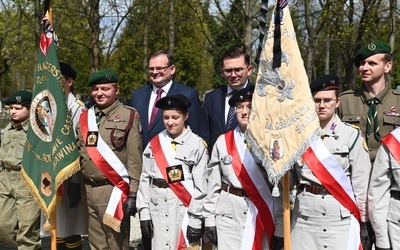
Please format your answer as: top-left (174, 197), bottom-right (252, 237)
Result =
top-left (51, 208), bottom-right (57, 250)
top-left (283, 172), bottom-right (291, 249)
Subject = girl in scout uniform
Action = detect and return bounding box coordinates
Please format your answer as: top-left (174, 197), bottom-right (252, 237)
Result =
top-left (137, 94), bottom-right (208, 249)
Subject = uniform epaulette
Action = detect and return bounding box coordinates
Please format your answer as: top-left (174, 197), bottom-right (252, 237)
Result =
top-left (339, 88), bottom-right (357, 97)
top-left (123, 104), bottom-right (136, 110)
top-left (76, 99), bottom-right (84, 105)
top-left (392, 89), bottom-right (400, 95)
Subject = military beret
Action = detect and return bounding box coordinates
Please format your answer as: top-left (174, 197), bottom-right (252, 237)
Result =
top-left (59, 62), bottom-right (76, 80)
top-left (228, 85), bottom-right (255, 107)
top-left (87, 69), bottom-right (118, 86)
top-left (310, 74), bottom-right (340, 93)
top-left (354, 41), bottom-right (391, 67)
top-left (5, 90), bottom-right (32, 105)
top-left (155, 94), bottom-right (192, 111)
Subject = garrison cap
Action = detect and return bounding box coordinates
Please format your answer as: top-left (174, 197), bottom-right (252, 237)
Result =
top-left (228, 85), bottom-right (255, 107)
top-left (310, 74), bottom-right (340, 93)
top-left (354, 41), bottom-right (391, 67)
top-left (59, 62), bottom-right (76, 80)
top-left (155, 94), bottom-right (192, 111)
top-left (87, 69), bottom-right (118, 86)
top-left (5, 90), bottom-right (32, 105)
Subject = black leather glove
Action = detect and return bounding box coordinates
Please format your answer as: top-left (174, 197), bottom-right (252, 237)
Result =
top-left (272, 235), bottom-right (284, 250)
top-left (123, 192), bottom-right (137, 220)
top-left (360, 222), bottom-right (371, 250)
top-left (186, 225), bottom-right (202, 243)
top-left (67, 182), bottom-right (81, 208)
top-left (140, 220), bottom-right (154, 238)
top-left (204, 226), bottom-right (217, 246)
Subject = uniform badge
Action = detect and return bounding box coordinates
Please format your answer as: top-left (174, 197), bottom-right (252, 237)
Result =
top-left (86, 131), bottom-right (99, 147)
top-left (383, 106), bottom-right (400, 117)
top-left (222, 155), bottom-right (233, 165)
top-left (166, 165), bottom-right (184, 183)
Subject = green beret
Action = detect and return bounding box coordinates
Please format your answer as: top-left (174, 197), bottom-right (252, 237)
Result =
top-left (155, 94), bottom-right (192, 111)
top-left (229, 85), bottom-right (255, 107)
top-left (87, 69), bottom-right (118, 86)
top-left (310, 74), bottom-right (340, 93)
top-left (5, 90), bottom-right (32, 105)
top-left (354, 41), bottom-right (391, 67)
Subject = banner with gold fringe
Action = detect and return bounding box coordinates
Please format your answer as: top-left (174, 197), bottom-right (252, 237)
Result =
top-left (245, 0), bottom-right (320, 188)
top-left (21, 13), bottom-right (80, 220)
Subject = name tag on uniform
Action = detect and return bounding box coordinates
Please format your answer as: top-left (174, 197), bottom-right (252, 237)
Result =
top-left (166, 165), bottom-right (184, 183)
top-left (86, 131), bottom-right (99, 147)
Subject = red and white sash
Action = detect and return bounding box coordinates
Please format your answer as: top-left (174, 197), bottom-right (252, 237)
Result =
top-left (225, 129), bottom-right (275, 250)
top-left (302, 139), bottom-right (362, 250)
top-left (150, 131), bottom-right (194, 250)
top-left (381, 127), bottom-right (400, 164)
top-left (80, 107), bottom-right (130, 232)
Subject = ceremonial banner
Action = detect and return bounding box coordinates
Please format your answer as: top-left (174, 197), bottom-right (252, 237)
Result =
top-left (245, 1), bottom-right (320, 186)
top-left (21, 14), bottom-right (80, 219)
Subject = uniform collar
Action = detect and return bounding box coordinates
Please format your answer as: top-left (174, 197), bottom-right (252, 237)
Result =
top-left (94, 99), bottom-right (121, 119)
top-left (10, 118), bottom-right (29, 132)
top-left (169, 126), bottom-right (192, 145)
top-left (360, 82), bottom-right (391, 104)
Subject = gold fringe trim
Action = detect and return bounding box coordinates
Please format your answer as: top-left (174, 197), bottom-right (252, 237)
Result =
top-left (20, 157), bottom-right (80, 219)
top-left (103, 213), bottom-right (121, 233)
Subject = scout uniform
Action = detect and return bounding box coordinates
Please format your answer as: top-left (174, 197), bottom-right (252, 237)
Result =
top-left (291, 76), bottom-right (371, 249)
top-left (368, 128), bottom-right (400, 250)
top-left (203, 86), bottom-right (278, 250)
top-left (137, 95), bottom-right (208, 250)
top-left (338, 41), bottom-right (400, 162)
top-left (0, 90), bottom-right (41, 249)
top-left (77, 69), bottom-right (142, 250)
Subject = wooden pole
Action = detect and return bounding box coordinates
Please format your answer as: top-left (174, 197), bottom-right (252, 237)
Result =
top-left (283, 172), bottom-right (291, 249)
top-left (51, 208), bottom-right (57, 250)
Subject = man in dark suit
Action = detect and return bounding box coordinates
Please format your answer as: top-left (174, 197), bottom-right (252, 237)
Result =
top-left (130, 50), bottom-right (202, 151)
top-left (201, 47), bottom-right (253, 152)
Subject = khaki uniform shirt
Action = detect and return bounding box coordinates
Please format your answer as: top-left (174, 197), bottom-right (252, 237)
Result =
top-left (338, 83), bottom-right (400, 161)
top-left (0, 119), bottom-right (29, 169)
top-left (77, 100), bottom-right (142, 191)
top-left (368, 133), bottom-right (400, 249)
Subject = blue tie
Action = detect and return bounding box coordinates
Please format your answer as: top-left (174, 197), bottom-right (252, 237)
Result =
top-left (225, 91), bottom-right (236, 131)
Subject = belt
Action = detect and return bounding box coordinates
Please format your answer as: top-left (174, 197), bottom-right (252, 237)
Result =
top-left (300, 184), bottom-right (330, 195)
top-left (151, 178), bottom-right (169, 189)
top-left (221, 182), bottom-right (247, 197)
top-left (84, 179), bottom-right (112, 187)
top-left (391, 190), bottom-right (400, 200)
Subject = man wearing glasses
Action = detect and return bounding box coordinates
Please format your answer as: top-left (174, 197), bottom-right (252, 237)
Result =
top-left (130, 50), bottom-right (202, 250)
top-left (130, 50), bottom-right (202, 151)
top-left (201, 47), bottom-right (253, 152)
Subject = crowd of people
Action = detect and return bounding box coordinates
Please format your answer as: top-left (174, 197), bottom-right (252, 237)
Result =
top-left (0, 42), bottom-right (399, 250)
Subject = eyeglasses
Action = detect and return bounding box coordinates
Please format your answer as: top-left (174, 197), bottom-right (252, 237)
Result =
top-left (236, 104), bottom-right (252, 113)
top-left (148, 65), bottom-right (171, 73)
top-left (223, 66), bottom-right (248, 76)
top-left (313, 98), bottom-right (337, 106)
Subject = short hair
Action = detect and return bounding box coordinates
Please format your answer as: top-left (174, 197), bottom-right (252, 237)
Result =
top-left (149, 50), bottom-right (175, 66)
top-left (221, 47), bottom-right (251, 67)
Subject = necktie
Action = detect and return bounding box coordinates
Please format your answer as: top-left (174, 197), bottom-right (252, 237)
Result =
top-left (150, 88), bottom-right (164, 126)
top-left (225, 90), bottom-right (237, 131)
top-left (366, 98), bottom-right (381, 142)
top-left (96, 111), bottom-right (104, 127)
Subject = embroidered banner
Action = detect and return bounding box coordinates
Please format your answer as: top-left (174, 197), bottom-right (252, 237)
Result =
top-left (245, 1), bottom-right (320, 185)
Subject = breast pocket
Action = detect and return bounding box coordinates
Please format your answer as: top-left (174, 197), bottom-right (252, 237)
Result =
top-left (383, 115), bottom-right (400, 127)
top-left (341, 115), bottom-right (362, 126)
top-left (327, 145), bottom-right (350, 167)
top-left (105, 122), bottom-right (128, 148)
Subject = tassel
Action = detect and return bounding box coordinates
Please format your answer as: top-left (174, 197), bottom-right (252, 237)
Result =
top-left (272, 184), bottom-right (280, 197)
top-left (43, 219), bottom-right (52, 231)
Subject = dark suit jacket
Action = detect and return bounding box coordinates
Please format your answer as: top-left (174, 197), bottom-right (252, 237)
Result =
top-left (200, 83), bottom-right (253, 152)
top-left (130, 81), bottom-right (202, 150)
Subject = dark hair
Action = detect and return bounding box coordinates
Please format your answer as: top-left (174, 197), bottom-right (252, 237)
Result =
top-left (221, 47), bottom-right (250, 67)
top-left (149, 50), bottom-right (175, 66)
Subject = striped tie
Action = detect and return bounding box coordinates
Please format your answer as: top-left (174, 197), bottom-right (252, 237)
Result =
top-left (150, 88), bottom-right (164, 127)
top-left (366, 98), bottom-right (381, 142)
top-left (225, 90), bottom-right (237, 131)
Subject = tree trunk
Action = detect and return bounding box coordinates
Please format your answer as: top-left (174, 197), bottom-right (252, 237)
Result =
top-left (244, 0), bottom-right (253, 56)
top-left (143, 0), bottom-right (149, 84)
top-left (169, 0), bottom-right (175, 55)
top-left (88, 0), bottom-right (100, 74)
